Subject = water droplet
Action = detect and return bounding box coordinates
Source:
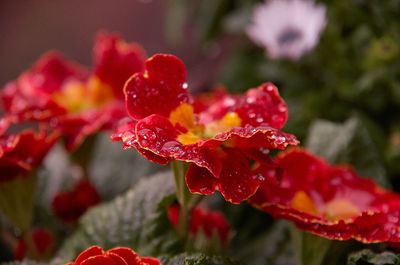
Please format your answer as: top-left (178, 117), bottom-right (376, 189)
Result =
top-left (161, 141), bottom-right (183, 154)
top-left (200, 187), bottom-right (211, 193)
top-left (151, 88), bottom-right (159, 95)
top-left (278, 104), bottom-right (287, 113)
top-left (248, 113), bottom-right (256, 118)
top-left (266, 84), bottom-right (274, 91)
top-left (271, 135), bottom-right (286, 145)
top-left (138, 129), bottom-right (156, 140)
top-left (256, 117), bottom-right (264, 123)
top-left (182, 83), bottom-right (188, 89)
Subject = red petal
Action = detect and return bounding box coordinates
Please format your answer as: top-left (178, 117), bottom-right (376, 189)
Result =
top-left (75, 246), bottom-right (104, 265)
top-left (135, 114), bottom-right (221, 176)
top-left (32, 228), bottom-right (54, 254)
top-left (93, 32), bottom-right (147, 99)
top-left (111, 119), bottom-right (172, 165)
top-left (167, 203), bottom-right (180, 228)
top-left (107, 247), bottom-right (142, 265)
top-left (204, 125), bottom-right (299, 150)
top-left (81, 256), bottom-right (117, 265)
top-left (186, 148), bottom-right (271, 203)
top-left (124, 54), bottom-right (190, 120)
top-left (0, 130), bottom-right (58, 182)
top-left (197, 82), bottom-right (288, 129)
top-left (106, 253), bottom-right (129, 265)
top-left (140, 257), bottom-right (162, 265)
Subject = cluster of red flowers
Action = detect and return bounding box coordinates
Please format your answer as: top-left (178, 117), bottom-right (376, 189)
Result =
top-left (14, 228), bottom-right (54, 261)
top-left (51, 180), bottom-right (101, 223)
top-left (1, 32), bottom-right (146, 151)
top-left (65, 246), bottom-right (162, 265)
top-left (2, 30), bottom-right (400, 263)
top-left (168, 203), bottom-right (230, 244)
top-left (111, 54), bottom-right (298, 203)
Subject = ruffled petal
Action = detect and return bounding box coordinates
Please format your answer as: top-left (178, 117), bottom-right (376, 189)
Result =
top-left (0, 130), bottom-right (59, 182)
top-left (93, 32), bottom-right (147, 99)
top-left (197, 83), bottom-right (288, 129)
top-left (124, 54), bottom-right (190, 120)
top-left (111, 119), bottom-right (172, 165)
top-left (186, 148), bottom-right (276, 203)
top-left (135, 114), bottom-right (222, 176)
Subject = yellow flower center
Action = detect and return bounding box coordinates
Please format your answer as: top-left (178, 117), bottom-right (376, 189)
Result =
top-left (168, 103), bottom-right (242, 145)
top-left (291, 191), bottom-right (360, 220)
top-left (53, 77), bottom-right (114, 113)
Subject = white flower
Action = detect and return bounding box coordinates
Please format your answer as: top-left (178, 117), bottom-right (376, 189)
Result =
top-left (246, 0), bottom-right (327, 60)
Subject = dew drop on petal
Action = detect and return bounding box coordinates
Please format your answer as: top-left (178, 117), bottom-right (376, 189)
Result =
top-left (137, 129), bottom-right (156, 140)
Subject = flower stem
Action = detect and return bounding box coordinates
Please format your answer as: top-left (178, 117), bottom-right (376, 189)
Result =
top-left (171, 161), bottom-right (202, 242)
top-left (290, 224), bottom-right (332, 265)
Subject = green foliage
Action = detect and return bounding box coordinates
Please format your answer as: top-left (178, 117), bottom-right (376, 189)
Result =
top-left (305, 116), bottom-right (389, 188)
top-left (52, 172), bottom-right (182, 264)
top-left (159, 253), bottom-right (242, 265)
top-left (347, 249), bottom-right (400, 265)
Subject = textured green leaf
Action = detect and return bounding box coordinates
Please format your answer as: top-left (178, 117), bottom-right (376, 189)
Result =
top-left (305, 116), bottom-right (389, 188)
top-left (2, 261), bottom-right (45, 265)
top-left (347, 249), bottom-right (400, 265)
top-left (159, 253), bottom-right (242, 265)
top-left (52, 171), bottom-right (182, 264)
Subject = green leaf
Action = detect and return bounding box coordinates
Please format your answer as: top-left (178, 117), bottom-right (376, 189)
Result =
top-left (159, 253), bottom-right (242, 265)
top-left (347, 249), bottom-right (400, 265)
top-left (232, 218), bottom-right (296, 265)
top-left (305, 116), bottom-right (389, 188)
top-left (52, 171), bottom-right (182, 264)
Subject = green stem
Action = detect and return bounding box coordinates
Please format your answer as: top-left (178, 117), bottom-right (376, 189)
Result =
top-left (290, 224), bottom-right (332, 265)
top-left (171, 161), bottom-right (202, 244)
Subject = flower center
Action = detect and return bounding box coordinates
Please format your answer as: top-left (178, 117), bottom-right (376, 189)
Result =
top-left (53, 77), bottom-right (114, 113)
top-left (291, 191), bottom-right (360, 220)
top-left (277, 28), bottom-right (303, 46)
top-left (169, 103), bottom-right (242, 145)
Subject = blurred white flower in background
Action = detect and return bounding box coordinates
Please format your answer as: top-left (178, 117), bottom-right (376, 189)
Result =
top-left (246, 0), bottom-right (327, 61)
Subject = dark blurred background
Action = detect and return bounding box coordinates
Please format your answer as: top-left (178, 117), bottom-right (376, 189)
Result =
top-left (0, 0), bottom-right (226, 92)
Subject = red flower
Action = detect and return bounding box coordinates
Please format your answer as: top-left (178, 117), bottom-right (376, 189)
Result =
top-left (52, 180), bottom-right (101, 223)
top-left (64, 245), bottom-right (162, 265)
top-left (14, 228), bottom-right (55, 261)
top-left (111, 54), bottom-right (298, 203)
top-left (168, 203), bottom-right (231, 244)
top-left (250, 148), bottom-right (400, 243)
top-left (0, 129), bottom-right (58, 182)
top-left (1, 32), bottom-right (146, 151)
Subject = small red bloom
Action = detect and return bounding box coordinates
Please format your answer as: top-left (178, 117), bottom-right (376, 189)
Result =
top-left (65, 245), bottom-right (162, 265)
top-left (1, 32), bottom-right (146, 151)
top-left (112, 54), bottom-right (298, 203)
top-left (0, 129), bottom-right (58, 182)
top-left (52, 180), bottom-right (100, 223)
top-left (168, 203), bottom-right (230, 244)
top-left (250, 148), bottom-right (400, 243)
top-left (14, 228), bottom-right (55, 261)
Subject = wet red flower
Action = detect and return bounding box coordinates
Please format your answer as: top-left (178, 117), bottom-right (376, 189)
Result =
top-left (168, 203), bottom-right (230, 244)
top-left (250, 148), bottom-right (400, 243)
top-left (52, 180), bottom-right (101, 223)
top-left (0, 129), bottom-right (58, 182)
top-left (112, 54), bottom-right (298, 203)
top-left (1, 32), bottom-right (146, 151)
top-left (14, 228), bottom-right (55, 261)
top-left (64, 245), bottom-right (162, 265)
